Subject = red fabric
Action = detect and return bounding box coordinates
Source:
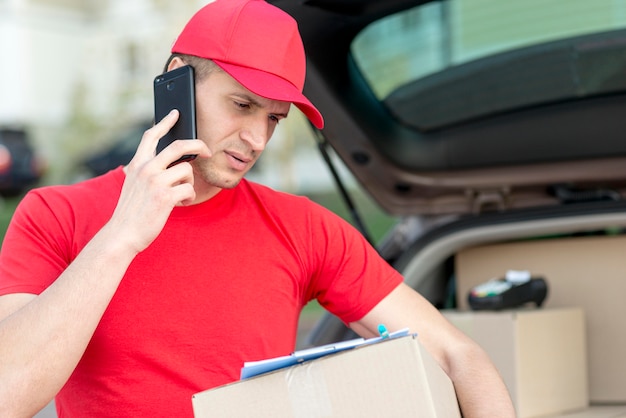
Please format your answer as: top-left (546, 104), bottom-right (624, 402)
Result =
top-left (171, 0), bottom-right (324, 129)
top-left (0, 167), bottom-right (402, 417)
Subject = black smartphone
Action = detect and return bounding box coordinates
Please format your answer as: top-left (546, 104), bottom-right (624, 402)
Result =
top-left (153, 64), bottom-right (197, 165)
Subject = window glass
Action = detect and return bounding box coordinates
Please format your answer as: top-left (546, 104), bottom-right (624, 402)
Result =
top-left (352, 0), bottom-right (626, 99)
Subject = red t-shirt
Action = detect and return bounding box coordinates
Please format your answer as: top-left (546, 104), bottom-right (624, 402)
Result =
top-left (0, 167), bottom-right (402, 417)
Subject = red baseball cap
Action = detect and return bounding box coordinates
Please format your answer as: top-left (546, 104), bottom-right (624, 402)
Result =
top-left (171, 0), bottom-right (324, 129)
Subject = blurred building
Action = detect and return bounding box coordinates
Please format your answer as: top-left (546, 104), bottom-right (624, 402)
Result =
top-left (0, 0), bottom-right (340, 192)
top-left (0, 0), bottom-right (205, 127)
top-left (0, 0), bottom-right (213, 184)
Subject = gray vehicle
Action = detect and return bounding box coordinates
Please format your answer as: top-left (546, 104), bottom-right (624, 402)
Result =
top-left (0, 128), bottom-right (45, 197)
top-left (271, 0), bottom-right (626, 412)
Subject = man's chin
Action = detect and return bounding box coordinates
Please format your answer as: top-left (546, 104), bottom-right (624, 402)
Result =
top-left (209, 174), bottom-right (244, 190)
top-left (218, 179), bottom-right (242, 189)
top-left (194, 165), bottom-right (245, 190)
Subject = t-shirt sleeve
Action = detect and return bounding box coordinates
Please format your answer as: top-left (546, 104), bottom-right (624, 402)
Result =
top-left (0, 190), bottom-right (74, 295)
top-left (305, 202), bottom-right (403, 325)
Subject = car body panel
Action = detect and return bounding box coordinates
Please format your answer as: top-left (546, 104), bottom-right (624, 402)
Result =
top-left (271, 0), bottom-right (626, 216)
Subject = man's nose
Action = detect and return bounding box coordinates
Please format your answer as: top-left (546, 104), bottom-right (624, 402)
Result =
top-left (240, 118), bottom-right (270, 151)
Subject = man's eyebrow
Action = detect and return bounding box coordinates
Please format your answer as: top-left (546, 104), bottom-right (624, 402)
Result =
top-left (234, 93), bottom-right (289, 118)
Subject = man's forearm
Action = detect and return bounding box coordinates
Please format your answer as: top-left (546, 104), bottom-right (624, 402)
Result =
top-left (0, 224), bottom-right (138, 417)
top-left (449, 341), bottom-right (516, 417)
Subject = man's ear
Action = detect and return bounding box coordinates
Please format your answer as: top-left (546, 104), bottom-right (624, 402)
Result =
top-left (167, 56), bottom-right (186, 72)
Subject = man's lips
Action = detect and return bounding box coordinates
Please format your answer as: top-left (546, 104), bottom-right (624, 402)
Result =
top-left (225, 150), bottom-right (252, 170)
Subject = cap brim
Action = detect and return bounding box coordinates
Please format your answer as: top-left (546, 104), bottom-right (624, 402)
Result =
top-left (213, 60), bottom-right (324, 129)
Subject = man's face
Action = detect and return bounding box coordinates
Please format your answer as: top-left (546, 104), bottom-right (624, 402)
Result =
top-left (191, 69), bottom-right (290, 191)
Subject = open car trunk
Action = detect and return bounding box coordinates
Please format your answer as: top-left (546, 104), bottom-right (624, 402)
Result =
top-left (273, 0), bottom-right (626, 216)
top-left (271, 0), bottom-right (626, 413)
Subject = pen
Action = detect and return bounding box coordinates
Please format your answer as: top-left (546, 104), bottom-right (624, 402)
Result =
top-left (378, 324), bottom-right (390, 339)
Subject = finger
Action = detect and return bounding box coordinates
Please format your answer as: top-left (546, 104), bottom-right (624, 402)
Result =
top-left (133, 110), bottom-right (180, 162)
top-left (153, 139), bottom-right (212, 168)
top-left (161, 158), bottom-right (195, 186)
top-left (157, 160), bottom-right (197, 205)
top-left (173, 182), bottom-right (197, 207)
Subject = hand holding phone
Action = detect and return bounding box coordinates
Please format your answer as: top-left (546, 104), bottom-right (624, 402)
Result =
top-left (153, 65), bottom-right (197, 165)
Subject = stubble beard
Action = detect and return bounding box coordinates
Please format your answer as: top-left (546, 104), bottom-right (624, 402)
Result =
top-left (193, 158), bottom-right (246, 190)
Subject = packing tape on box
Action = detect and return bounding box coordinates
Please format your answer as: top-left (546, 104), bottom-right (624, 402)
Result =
top-left (285, 362), bottom-right (332, 418)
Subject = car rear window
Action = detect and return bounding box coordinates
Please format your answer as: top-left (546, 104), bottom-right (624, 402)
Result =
top-left (352, 0), bottom-right (626, 129)
top-left (0, 129), bottom-right (30, 153)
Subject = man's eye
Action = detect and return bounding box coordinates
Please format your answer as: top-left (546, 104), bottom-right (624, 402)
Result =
top-left (235, 101), bottom-right (250, 109)
top-left (269, 115), bottom-right (280, 124)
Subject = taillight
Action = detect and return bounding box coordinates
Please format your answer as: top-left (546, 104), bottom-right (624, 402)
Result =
top-left (0, 145), bottom-right (11, 173)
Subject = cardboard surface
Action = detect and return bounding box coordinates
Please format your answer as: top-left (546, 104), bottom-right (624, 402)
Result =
top-left (192, 335), bottom-right (461, 418)
top-left (455, 235), bottom-right (626, 402)
top-left (443, 308), bottom-right (588, 418)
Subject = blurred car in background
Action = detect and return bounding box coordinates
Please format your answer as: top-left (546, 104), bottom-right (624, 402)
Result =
top-left (0, 128), bottom-right (46, 197)
top-left (73, 121), bottom-right (151, 180)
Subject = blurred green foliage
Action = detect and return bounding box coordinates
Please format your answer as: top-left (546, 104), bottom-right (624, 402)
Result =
top-left (0, 196), bottom-right (20, 244)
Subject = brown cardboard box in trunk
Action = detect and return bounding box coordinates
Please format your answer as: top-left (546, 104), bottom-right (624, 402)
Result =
top-left (455, 234), bottom-right (626, 402)
top-left (443, 308), bottom-right (588, 418)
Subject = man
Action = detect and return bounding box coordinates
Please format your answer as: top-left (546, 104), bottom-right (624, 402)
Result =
top-left (0, 0), bottom-right (515, 416)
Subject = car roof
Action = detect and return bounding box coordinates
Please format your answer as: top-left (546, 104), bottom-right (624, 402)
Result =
top-left (271, 0), bottom-right (626, 216)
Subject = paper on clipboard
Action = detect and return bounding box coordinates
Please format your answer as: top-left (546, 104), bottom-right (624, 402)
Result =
top-left (240, 328), bottom-right (410, 379)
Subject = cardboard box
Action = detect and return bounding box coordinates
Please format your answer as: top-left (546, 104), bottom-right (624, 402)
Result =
top-left (455, 235), bottom-right (626, 402)
top-left (443, 308), bottom-right (588, 418)
top-left (192, 335), bottom-right (461, 418)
